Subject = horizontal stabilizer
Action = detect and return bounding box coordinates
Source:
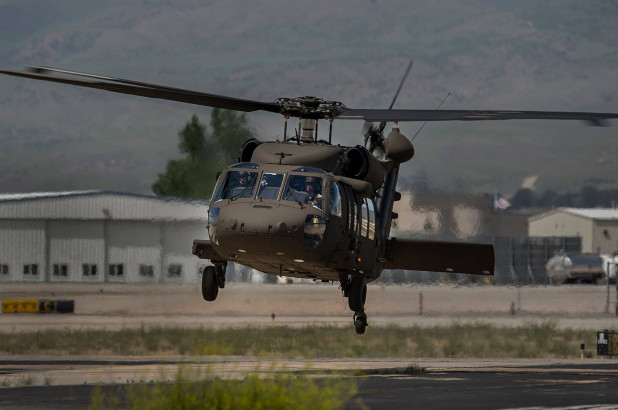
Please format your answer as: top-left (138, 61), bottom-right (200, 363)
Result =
top-left (384, 237), bottom-right (494, 275)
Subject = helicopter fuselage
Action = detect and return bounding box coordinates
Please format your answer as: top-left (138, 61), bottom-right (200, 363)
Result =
top-left (206, 156), bottom-right (383, 282)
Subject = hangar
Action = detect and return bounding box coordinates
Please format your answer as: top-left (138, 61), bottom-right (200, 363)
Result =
top-left (0, 191), bottom-right (209, 283)
top-left (529, 208), bottom-right (618, 254)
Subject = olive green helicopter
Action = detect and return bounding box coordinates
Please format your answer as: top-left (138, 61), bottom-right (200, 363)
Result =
top-left (2, 62), bottom-right (617, 334)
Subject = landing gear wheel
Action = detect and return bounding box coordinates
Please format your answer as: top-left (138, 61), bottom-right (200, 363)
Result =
top-left (202, 266), bottom-right (218, 301)
top-left (354, 311), bottom-right (368, 335)
top-left (348, 276), bottom-right (367, 312)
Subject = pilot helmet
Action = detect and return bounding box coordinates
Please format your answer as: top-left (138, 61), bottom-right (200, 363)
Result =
top-left (238, 172), bottom-right (250, 183)
top-left (304, 176), bottom-right (317, 191)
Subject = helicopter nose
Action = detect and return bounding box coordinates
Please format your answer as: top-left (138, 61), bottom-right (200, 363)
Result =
top-left (219, 217), bottom-right (238, 231)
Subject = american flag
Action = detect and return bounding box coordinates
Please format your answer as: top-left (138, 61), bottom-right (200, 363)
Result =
top-left (494, 194), bottom-right (511, 210)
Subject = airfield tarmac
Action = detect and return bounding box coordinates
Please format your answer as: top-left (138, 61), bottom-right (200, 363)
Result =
top-left (1, 282), bottom-right (618, 331)
top-left (2, 283), bottom-right (618, 408)
top-left (0, 356), bottom-right (617, 409)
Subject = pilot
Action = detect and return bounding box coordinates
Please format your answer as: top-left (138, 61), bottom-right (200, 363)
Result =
top-left (304, 177), bottom-right (322, 206)
top-left (230, 172), bottom-right (253, 199)
top-left (238, 172), bottom-right (249, 187)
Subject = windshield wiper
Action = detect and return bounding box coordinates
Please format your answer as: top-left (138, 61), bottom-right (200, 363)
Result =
top-left (284, 187), bottom-right (304, 208)
top-left (229, 186), bottom-right (253, 201)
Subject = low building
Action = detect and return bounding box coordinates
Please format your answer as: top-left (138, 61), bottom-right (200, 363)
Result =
top-left (393, 192), bottom-right (530, 238)
top-left (0, 191), bottom-right (209, 283)
top-left (529, 208), bottom-right (618, 254)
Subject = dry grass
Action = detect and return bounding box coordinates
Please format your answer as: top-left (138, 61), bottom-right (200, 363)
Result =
top-left (0, 321), bottom-right (596, 359)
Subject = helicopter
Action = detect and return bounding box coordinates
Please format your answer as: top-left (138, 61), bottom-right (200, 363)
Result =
top-left (1, 64), bottom-right (617, 334)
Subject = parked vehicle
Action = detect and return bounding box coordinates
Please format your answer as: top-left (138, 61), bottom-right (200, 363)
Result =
top-left (546, 253), bottom-right (605, 284)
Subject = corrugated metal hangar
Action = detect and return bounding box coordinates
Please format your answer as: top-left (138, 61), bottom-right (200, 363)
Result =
top-left (0, 191), bottom-right (209, 283)
top-left (529, 208), bottom-right (618, 254)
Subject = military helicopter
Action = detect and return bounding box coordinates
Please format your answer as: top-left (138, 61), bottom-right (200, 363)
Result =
top-left (2, 64), bottom-right (617, 334)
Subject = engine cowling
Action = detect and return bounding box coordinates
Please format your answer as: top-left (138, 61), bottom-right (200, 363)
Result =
top-left (238, 138), bottom-right (261, 163)
top-left (342, 145), bottom-right (385, 191)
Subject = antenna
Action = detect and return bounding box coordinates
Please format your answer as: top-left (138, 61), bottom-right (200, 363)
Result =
top-left (411, 91), bottom-right (451, 141)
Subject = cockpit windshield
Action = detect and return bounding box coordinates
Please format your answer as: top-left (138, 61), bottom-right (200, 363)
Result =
top-left (282, 175), bottom-right (323, 210)
top-left (257, 172), bottom-right (284, 200)
top-left (213, 170), bottom-right (259, 201)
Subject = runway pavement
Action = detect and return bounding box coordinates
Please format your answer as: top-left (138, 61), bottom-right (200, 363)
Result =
top-left (2, 284), bottom-right (618, 408)
top-left (2, 283), bottom-right (618, 332)
top-left (1, 356), bottom-right (617, 409)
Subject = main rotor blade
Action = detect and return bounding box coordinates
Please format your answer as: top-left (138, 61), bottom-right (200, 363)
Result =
top-left (0, 67), bottom-right (282, 113)
top-left (337, 108), bottom-right (618, 125)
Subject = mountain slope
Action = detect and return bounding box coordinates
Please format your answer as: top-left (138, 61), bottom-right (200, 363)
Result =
top-left (0, 0), bottom-right (616, 195)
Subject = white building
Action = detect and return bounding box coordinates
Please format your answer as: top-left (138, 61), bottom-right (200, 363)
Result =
top-left (529, 208), bottom-right (618, 254)
top-left (0, 191), bottom-right (210, 283)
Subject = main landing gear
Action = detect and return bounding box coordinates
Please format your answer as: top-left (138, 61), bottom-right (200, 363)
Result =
top-left (341, 275), bottom-right (368, 334)
top-left (202, 263), bottom-right (226, 301)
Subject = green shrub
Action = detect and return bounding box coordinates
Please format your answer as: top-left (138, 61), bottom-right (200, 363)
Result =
top-left (90, 367), bottom-right (361, 410)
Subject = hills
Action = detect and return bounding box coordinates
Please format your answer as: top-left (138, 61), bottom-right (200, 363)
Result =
top-left (0, 0), bottom-right (616, 196)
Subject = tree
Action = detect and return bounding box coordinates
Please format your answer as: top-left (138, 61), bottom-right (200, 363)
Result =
top-left (509, 188), bottom-right (537, 209)
top-left (210, 108), bottom-right (256, 163)
top-left (152, 110), bottom-right (257, 199)
top-left (178, 114), bottom-right (210, 159)
top-left (580, 185), bottom-right (598, 208)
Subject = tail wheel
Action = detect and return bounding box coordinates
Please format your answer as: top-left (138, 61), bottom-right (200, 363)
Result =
top-left (202, 266), bottom-right (218, 301)
top-left (354, 313), bottom-right (368, 334)
top-left (348, 276), bottom-right (367, 311)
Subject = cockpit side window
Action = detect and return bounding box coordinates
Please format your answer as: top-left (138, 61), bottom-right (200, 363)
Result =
top-left (360, 199), bottom-right (369, 237)
top-left (282, 175), bottom-right (323, 210)
top-left (211, 172), bottom-right (223, 202)
top-left (214, 170), bottom-right (258, 201)
top-left (257, 173), bottom-right (284, 200)
top-left (329, 181), bottom-right (342, 217)
top-left (367, 198), bottom-right (376, 240)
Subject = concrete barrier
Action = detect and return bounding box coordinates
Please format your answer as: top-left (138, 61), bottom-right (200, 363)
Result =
top-left (1, 299), bottom-right (75, 314)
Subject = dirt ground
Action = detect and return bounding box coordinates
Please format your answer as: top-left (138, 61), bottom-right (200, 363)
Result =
top-left (1, 283), bottom-right (618, 331)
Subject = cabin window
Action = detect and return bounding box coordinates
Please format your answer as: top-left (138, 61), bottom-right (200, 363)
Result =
top-left (347, 188), bottom-right (356, 234)
top-left (1, 264), bottom-right (9, 275)
top-left (257, 172), bottom-right (284, 200)
top-left (360, 200), bottom-right (369, 237)
top-left (282, 175), bottom-right (323, 210)
top-left (329, 181), bottom-right (342, 217)
top-left (214, 170), bottom-right (259, 201)
top-left (367, 198), bottom-right (376, 240)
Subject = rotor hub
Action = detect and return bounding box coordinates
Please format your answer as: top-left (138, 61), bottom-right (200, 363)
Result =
top-left (275, 96), bottom-right (346, 120)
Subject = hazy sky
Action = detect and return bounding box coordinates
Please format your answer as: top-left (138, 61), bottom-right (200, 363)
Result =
top-left (0, 0), bottom-right (616, 194)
